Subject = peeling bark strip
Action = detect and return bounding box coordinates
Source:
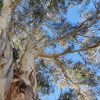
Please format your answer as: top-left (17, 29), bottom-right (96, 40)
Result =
top-left (0, 0), bottom-right (37, 100)
top-left (0, 0), bottom-right (20, 99)
top-left (5, 70), bottom-right (36, 100)
top-left (5, 75), bottom-right (34, 100)
top-left (5, 38), bottom-right (37, 100)
top-left (0, 0), bottom-right (37, 99)
top-left (19, 39), bottom-right (37, 100)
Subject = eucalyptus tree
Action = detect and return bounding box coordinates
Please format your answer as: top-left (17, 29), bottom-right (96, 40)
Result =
top-left (0, 0), bottom-right (100, 100)
top-left (0, 0), bottom-right (20, 99)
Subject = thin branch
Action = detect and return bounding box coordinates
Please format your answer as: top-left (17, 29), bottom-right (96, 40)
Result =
top-left (77, 34), bottom-right (99, 39)
top-left (73, 37), bottom-right (86, 45)
top-left (78, 52), bottom-right (87, 62)
top-left (54, 58), bottom-right (85, 97)
top-left (39, 25), bottom-right (85, 50)
top-left (92, 0), bottom-right (98, 10)
top-left (54, 58), bottom-right (75, 84)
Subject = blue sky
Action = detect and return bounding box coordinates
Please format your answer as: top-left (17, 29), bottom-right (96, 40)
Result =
top-left (41, 0), bottom-right (100, 100)
top-left (66, 5), bottom-right (80, 24)
top-left (16, 0), bottom-right (100, 99)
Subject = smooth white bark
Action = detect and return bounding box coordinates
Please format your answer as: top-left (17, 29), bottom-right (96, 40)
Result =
top-left (0, 0), bottom-right (20, 99)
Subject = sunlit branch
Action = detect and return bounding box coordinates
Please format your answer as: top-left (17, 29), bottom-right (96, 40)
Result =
top-left (54, 58), bottom-right (75, 84)
top-left (39, 42), bottom-right (100, 58)
top-left (39, 24), bottom-right (86, 49)
top-left (54, 58), bottom-right (84, 97)
top-left (38, 12), bottom-right (99, 53)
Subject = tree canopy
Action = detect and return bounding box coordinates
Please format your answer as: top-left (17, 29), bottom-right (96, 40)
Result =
top-left (0, 0), bottom-right (100, 100)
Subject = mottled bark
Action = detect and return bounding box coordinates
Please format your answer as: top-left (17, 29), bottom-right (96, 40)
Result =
top-left (0, 0), bottom-right (37, 99)
top-left (5, 38), bottom-right (37, 100)
top-left (0, 0), bottom-right (45, 99)
top-left (0, 0), bottom-right (19, 99)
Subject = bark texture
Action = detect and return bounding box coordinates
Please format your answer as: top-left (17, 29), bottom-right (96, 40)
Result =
top-left (0, 0), bottom-right (37, 100)
top-left (0, 0), bottom-right (20, 99)
top-left (5, 38), bottom-right (37, 100)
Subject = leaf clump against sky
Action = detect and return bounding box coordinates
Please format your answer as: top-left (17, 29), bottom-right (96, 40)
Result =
top-left (12, 0), bottom-right (100, 99)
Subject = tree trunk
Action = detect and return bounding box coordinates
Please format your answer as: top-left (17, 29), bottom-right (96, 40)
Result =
top-left (0, 0), bottom-right (37, 100)
top-left (0, 0), bottom-right (19, 99)
top-left (5, 38), bottom-right (37, 100)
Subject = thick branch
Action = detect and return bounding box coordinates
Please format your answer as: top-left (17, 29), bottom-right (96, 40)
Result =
top-left (38, 11), bottom-right (99, 52)
top-left (39, 43), bottom-right (100, 58)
